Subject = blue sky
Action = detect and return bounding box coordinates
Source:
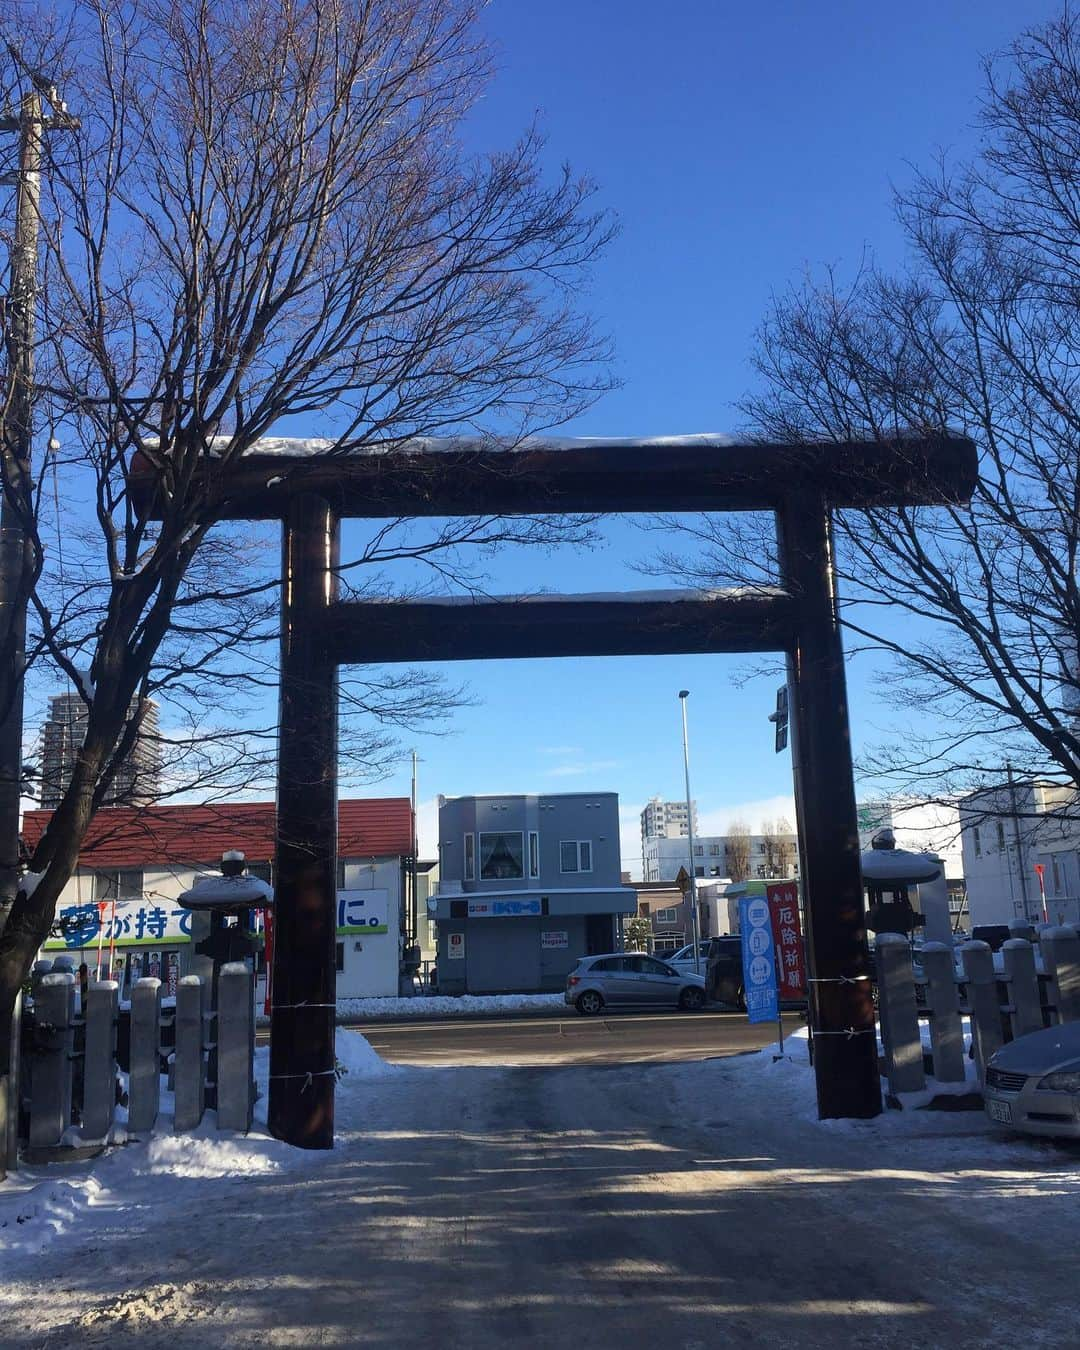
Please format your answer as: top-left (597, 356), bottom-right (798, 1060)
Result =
top-left (367, 0), bottom-right (1056, 873)
top-left (25, 1), bottom-right (1057, 875)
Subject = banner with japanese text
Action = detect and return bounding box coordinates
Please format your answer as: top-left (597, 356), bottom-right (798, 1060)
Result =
top-left (766, 882), bottom-right (806, 999)
top-left (739, 895), bottom-right (779, 1024)
top-left (45, 899), bottom-right (194, 950)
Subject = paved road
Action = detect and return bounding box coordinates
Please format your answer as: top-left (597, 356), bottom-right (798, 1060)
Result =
top-left (350, 1009), bottom-right (805, 1068)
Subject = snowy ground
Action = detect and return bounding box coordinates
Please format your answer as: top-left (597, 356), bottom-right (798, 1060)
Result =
top-left (2, 1027), bottom-right (1078, 1347)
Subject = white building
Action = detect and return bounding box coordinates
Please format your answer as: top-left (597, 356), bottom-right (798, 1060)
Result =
top-left (640, 797), bottom-right (697, 845)
top-left (641, 830), bottom-right (797, 884)
top-left (959, 781), bottom-right (1080, 928)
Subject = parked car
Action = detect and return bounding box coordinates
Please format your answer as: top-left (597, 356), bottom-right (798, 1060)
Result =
top-left (667, 940), bottom-right (710, 976)
top-left (705, 936), bottom-right (745, 1008)
top-left (565, 953), bottom-right (707, 1015)
top-left (706, 934), bottom-right (812, 1010)
top-left (983, 1022), bottom-right (1080, 1139)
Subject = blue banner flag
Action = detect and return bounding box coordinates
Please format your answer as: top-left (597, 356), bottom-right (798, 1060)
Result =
top-left (739, 895), bottom-right (779, 1024)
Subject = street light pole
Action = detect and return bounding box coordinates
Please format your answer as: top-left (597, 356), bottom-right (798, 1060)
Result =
top-left (678, 690), bottom-right (702, 976)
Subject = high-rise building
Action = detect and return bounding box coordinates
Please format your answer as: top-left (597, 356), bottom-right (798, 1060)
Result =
top-left (39, 688), bottom-right (162, 809)
top-left (640, 796), bottom-right (697, 842)
top-left (640, 797), bottom-right (699, 878)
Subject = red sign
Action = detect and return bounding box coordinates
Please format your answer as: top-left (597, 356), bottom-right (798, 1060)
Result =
top-left (263, 908), bottom-right (274, 1016)
top-left (766, 882), bottom-right (806, 999)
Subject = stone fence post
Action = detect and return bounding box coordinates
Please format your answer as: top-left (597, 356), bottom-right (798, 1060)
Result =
top-left (876, 933), bottom-right (925, 1094)
top-left (960, 941), bottom-right (1003, 1080)
top-left (128, 978), bottom-right (162, 1134)
top-left (174, 976), bottom-right (206, 1132)
top-left (1041, 926), bottom-right (1080, 1024)
top-left (82, 981), bottom-right (119, 1140)
top-left (1001, 939), bottom-right (1043, 1040)
top-left (920, 942), bottom-right (965, 1083)
top-left (29, 971), bottom-right (75, 1147)
top-left (217, 963), bottom-right (254, 1132)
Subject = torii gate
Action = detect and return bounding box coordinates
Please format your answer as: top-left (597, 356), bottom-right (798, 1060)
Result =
top-left (180, 434), bottom-right (977, 1148)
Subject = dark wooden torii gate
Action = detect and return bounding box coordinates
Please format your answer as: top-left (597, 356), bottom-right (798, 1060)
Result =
top-left (185, 434), bottom-right (977, 1148)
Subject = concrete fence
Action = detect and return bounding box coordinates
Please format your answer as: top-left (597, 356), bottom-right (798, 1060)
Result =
top-left (876, 924), bottom-right (1080, 1096)
top-left (19, 959), bottom-right (256, 1151)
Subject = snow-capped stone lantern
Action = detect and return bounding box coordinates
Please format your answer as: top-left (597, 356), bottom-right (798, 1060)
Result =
top-left (178, 850), bottom-right (273, 985)
top-left (861, 828), bottom-right (944, 941)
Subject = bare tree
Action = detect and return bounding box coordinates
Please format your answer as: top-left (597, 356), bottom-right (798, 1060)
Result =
top-left (761, 817), bottom-right (797, 878)
top-left (724, 820), bottom-right (751, 882)
top-left (0, 0), bottom-right (614, 1060)
top-left (653, 12), bottom-right (1080, 831)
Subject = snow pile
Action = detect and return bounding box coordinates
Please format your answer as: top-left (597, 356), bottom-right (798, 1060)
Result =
top-left (335, 1028), bottom-right (400, 1080)
top-left (1, 1032), bottom-right (394, 1256)
top-left (690, 1028), bottom-right (987, 1144)
top-left (334, 992), bottom-right (567, 1020)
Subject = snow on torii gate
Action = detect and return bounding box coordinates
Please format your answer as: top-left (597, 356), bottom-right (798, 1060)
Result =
top-left (182, 433), bottom-right (977, 1149)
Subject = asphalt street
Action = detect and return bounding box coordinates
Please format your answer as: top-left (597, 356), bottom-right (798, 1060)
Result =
top-left (347, 1008), bottom-right (806, 1068)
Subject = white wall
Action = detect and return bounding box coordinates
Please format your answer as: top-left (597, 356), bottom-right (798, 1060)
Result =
top-left (335, 858), bottom-right (402, 998)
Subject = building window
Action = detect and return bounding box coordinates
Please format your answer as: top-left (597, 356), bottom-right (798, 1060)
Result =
top-left (973, 827), bottom-right (981, 857)
top-left (653, 935), bottom-right (679, 954)
top-left (560, 840), bottom-right (592, 873)
top-left (248, 862), bottom-right (272, 883)
top-left (480, 831), bottom-right (524, 880)
top-left (464, 833), bottom-right (475, 881)
top-left (655, 907), bottom-right (678, 924)
top-left (996, 821), bottom-right (1006, 851)
top-left (708, 844), bottom-right (720, 856)
top-left (93, 869), bottom-right (143, 903)
top-left (335, 942), bottom-right (345, 972)
top-left (639, 901), bottom-right (651, 916)
top-left (696, 866), bottom-right (705, 878)
top-left (693, 844), bottom-right (704, 857)
top-left (529, 831), bottom-right (539, 878)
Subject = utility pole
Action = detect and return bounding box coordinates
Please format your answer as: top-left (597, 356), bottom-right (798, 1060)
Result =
top-left (0, 71), bottom-right (78, 927)
top-left (677, 690), bottom-right (702, 976)
top-left (1006, 762), bottom-right (1033, 921)
top-left (410, 749), bottom-right (420, 945)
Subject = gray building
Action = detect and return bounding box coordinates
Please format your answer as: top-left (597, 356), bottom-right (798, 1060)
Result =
top-left (431, 792), bottom-right (636, 994)
top-left (39, 688), bottom-right (162, 809)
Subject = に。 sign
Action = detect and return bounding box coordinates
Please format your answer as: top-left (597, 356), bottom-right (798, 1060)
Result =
top-left (336, 889), bottom-right (389, 934)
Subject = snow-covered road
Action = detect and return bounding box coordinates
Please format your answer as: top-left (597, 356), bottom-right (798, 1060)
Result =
top-left (2, 1032), bottom-right (1078, 1347)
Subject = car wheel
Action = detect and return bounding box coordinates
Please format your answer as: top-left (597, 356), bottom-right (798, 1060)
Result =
top-left (576, 990), bottom-right (603, 1016)
top-left (679, 986), bottom-right (706, 1012)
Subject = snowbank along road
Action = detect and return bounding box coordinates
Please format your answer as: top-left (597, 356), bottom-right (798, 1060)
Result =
top-left (2, 1029), bottom-right (1079, 1348)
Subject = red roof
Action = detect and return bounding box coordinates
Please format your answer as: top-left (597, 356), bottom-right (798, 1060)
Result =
top-left (21, 799), bottom-right (413, 870)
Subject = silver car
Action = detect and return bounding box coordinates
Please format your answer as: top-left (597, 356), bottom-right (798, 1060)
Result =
top-left (983, 1022), bottom-right (1080, 1139)
top-left (666, 940), bottom-right (710, 977)
top-left (565, 952), bottom-right (707, 1015)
